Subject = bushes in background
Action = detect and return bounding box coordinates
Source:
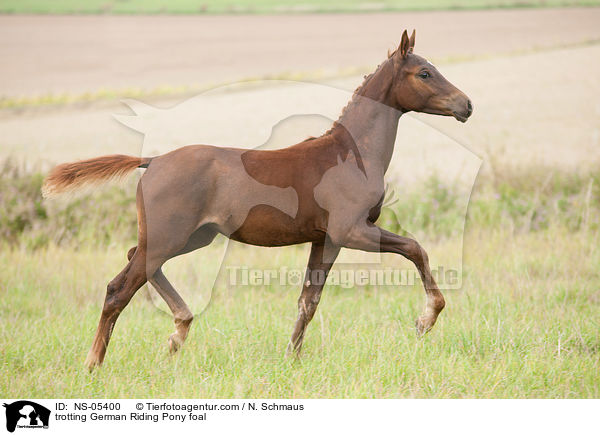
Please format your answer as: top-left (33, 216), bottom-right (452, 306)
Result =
top-left (0, 159), bottom-right (598, 250)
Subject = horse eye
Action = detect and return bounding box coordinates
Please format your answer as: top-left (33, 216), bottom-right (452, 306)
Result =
top-left (418, 71), bottom-right (431, 79)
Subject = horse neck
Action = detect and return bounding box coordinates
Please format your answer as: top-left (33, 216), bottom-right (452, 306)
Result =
top-left (330, 59), bottom-right (402, 174)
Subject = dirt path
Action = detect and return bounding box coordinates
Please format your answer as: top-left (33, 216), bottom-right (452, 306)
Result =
top-left (1, 8), bottom-right (600, 98)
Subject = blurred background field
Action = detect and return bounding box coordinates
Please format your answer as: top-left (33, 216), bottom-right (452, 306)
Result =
top-left (2, 0), bottom-right (599, 14)
top-left (0, 4), bottom-right (599, 398)
top-left (1, 160), bottom-right (599, 250)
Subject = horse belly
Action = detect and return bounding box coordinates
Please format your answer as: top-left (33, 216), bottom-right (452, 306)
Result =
top-left (228, 204), bottom-right (323, 247)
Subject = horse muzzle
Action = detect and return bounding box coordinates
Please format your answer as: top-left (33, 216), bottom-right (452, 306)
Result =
top-left (451, 97), bottom-right (473, 123)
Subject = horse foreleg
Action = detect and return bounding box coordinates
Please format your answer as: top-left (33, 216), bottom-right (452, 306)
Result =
top-left (287, 241), bottom-right (339, 357)
top-left (343, 222), bottom-right (445, 337)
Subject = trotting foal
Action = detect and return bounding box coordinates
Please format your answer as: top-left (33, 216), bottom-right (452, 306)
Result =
top-left (43, 30), bottom-right (472, 370)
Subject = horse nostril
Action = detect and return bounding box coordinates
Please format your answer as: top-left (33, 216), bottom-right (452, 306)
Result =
top-left (466, 99), bottom-right (473, 116)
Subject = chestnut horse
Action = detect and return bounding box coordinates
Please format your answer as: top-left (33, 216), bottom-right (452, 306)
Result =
top-left (43, 30), bottom-right (472, 371)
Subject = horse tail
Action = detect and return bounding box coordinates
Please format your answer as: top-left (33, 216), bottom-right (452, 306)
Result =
top-left (42, 154), bottom-right (152, 197)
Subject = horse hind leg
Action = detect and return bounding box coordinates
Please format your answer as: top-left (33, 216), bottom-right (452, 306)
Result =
top-left (150, 269), bottom-right (194, 354)
top-left (127, 247), bottom-right (192, 354)
top-left (127, 225), bottom-right (217, 354)
top-left (85, 247), bottom-right (148, 371)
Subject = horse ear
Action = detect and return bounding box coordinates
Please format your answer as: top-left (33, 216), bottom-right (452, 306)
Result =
top-left (408, 29), bottom-right (416, 53)
top-left (399, 29), bottom-right (410, 59)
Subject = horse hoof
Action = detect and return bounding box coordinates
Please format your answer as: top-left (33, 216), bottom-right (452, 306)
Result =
top-left (168, 334), bottom-right (182, 354)
top-left (415, 317), bottom-right (430, 338)
top-left (84, 354), bottom-right (101, 372)
top-left (284, 343), bottom-right (302, 360)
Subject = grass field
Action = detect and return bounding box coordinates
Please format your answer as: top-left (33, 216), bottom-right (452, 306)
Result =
top-left (1, 0), bottom-right (599, 14)
top-left (1, 164), bottom-right (598, 398)
top-left (1, 228), bottom-right (598, 398)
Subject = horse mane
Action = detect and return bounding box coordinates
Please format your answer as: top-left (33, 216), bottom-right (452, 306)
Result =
top-left (324, 55), bottom-right (393, 136)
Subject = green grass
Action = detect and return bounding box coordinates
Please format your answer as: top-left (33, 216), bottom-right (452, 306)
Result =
top-left (1, 0), bottom-right (599, 14)
top-left (0, 226), bottom-right (598, 398)
top-left (0, 160), bottom-right (599, 398)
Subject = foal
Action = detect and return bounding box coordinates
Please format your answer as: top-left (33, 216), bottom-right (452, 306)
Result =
top-left (43, 30), bottom-right (472, 370)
